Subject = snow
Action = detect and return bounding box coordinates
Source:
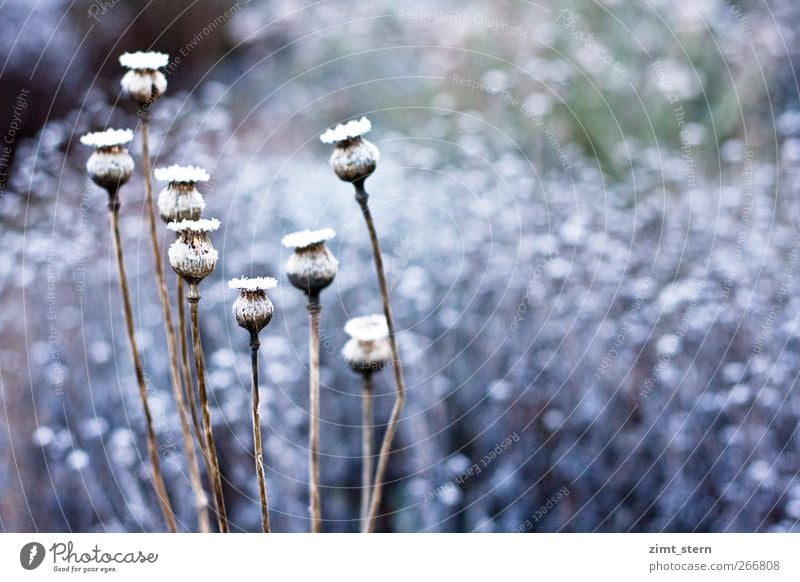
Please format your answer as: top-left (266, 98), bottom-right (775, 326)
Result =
top-left (343, 314), bottom-right (388, 340)
top-left (79, 128), bottom-right (133, 148)
top-left (118, 51), bottom-right (169, 70)
top-left (228, 276), bottom-right (278, 291)
top-left (281, 227), bottom-right (335, 249)
top-left (154, 164), bottom-right (210, 183)
top-left (166, 218), bottom-right (220, 232)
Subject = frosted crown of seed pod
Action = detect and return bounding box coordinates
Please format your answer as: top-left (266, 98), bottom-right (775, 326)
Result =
top-left (119, 51), bottom-right (169, 105)
top-left (229, 277), bottom-right (278, 334)
top-left (342, 314), bottom-right (392, 372)
top-left (154, 164), bottom-right (209, 222)
top-left (80, 128), bottom-right (135, 191)
top-left (281, 228), bottom-right (338, 296)
top-left (320, 117), bottom-right (380, 183)
top-left (167, 218), bottom-right (220, 284)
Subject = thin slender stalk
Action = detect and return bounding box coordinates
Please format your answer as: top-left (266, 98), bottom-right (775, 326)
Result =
top-left (108, 193), bottom-right (177, 532)
top-left (354, 180), bottom-right (406, 533)
top-left (187, 284), bottom-right (229, 533)
top-left (140, 116), bottom-right (209, 533)
top-left (249, 331), bottom-right (271, 533)
top-left (177, 276), bottom-right (204, 445)
top-left (360, 372), bottom-right (374, 528)
top-left (307, 294), bottom-right (322, 533)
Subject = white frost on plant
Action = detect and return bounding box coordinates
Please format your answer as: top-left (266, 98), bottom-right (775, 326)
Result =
top-left (167, 218), bottom-right (220, 233)
top-left (154, 164), bottom-right (210, 183)
top-left (228, 276), bottom-right (278, 291)
top-left (281, 227), bottom-right (335, 249)
top-left (119, 51), bottom-right (169, 70)
top-left (344, 314), bottom-right (389, 341)
top-left (168, 242), bottom-right (218, 263)
top-left (320, 117), bottom-right (372, 143)
top-left (79, 128), bottom-right (133, 148)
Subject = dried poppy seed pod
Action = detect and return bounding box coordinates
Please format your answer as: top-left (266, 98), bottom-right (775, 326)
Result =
top-left (282, 228), bottom-right (338, 298)
top-left (167, 218), bottom-right (220, 285)
top-left (229, 276), bottom-right (277, 335)
top-left (320, 117), bottom-right (380, 183)
top-left (80, 129), bottom-right (135, 194)
top-left (342, 314), bottom-right (392, 374)
top-left (119, 51), bottom-right (168, 106)
top-left (154, 165), bottom-right (209, 222)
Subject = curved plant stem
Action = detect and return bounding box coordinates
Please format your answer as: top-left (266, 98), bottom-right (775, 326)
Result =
top-left (108, 192), bottom-right (177, 532)
top-left (307, 294), bottom-right (322, 533)
top-left (354, 180), bottom-right (406, 533)
top-left (360, 372), bottom-right (374, 528)
top-left (177, 276), bottom-right (203, 445)
top-left (187, 284), bottom-right (229, 533)
top-left (249, 332), bottom-right (271, 533)
top-left (140, 116), bottom-right (209, 533)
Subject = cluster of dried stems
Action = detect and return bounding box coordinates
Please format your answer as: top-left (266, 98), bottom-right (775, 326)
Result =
top-left (353, 179), bottom-right (407, 533)
top-left (107, 187), bottom-right (177, 532)
top-left (140, 114), bottom-right (210, 533)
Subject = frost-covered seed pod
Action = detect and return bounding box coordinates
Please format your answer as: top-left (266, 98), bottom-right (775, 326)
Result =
top-left (154, 165), bottom-right (209, 222)
top-left (167, 218), bottom-right (220, 285)
top-left (320, 117), bottom-right (380, 183)
top-left (229, 277), bottom-right (277, 335)
top-left (281, 228), bottom-right (338, 297)
top-left (119, 51), bottom-right (169, 106)
top-left (80, 128), bottom-right (135, 191)
top-left (342, 314), bottom-right (392, 373)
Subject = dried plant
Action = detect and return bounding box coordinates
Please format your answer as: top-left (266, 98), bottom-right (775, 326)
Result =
top-left (176, 275), bottom-right (202, 445)
top-left (155, 164), bottom-right (211, 447)
top-left (230, 276), bottom-right (278, 533)
top-left (342, 314), bottom-right (392, 527)
top-left (283, 228), bottom-right (339, 533)
top-left (168, 218), bottom-right (228, 533)
top-left (120, 52), bottom-right (210, 532)
top-left (321, 118), bottom-right (406, 532)
top-left (81, 128), bottom-right (177, 532)
top-left (119, 51), bottom-right (167, 107)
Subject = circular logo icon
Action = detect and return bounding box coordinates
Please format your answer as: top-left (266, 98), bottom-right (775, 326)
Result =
top-left (20, 542), bottom-right (45, 570)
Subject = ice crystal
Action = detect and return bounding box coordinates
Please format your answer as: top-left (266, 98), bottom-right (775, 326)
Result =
top-left (281, 227), bottom-right (335, 249)
top-left (320, 117), bottom-right (372, 143)
top-left (167, 218), bottom-right (220, 233)
top-left (344, 314), bottom-right (389, 341)
top-left (118, 51), bottom-right (169, 70)
top-left (154, 164), bottom-right (210, 183)
top-left (228, 276), bottom-right (278, 291)
top-left (79, 128), bottom-right (133, 149)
